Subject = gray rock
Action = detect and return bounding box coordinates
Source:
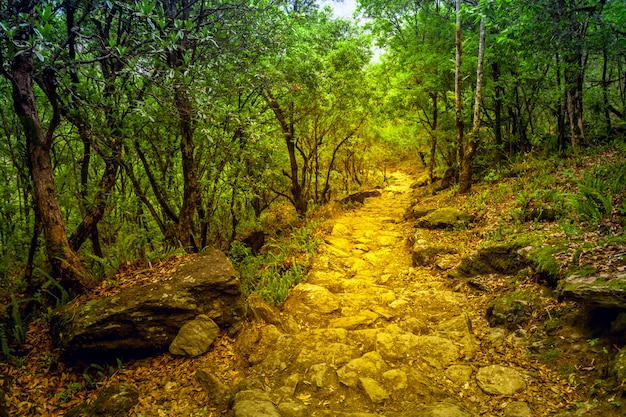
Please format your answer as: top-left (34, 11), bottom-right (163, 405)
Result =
top-left (195, 369), bottom-right (230, 404)
top-left (504, 401), bottom-right (533, 417)
top-left (169, 314), bottom-right (219, 357)
top-left (277, 373), bottom-right (302, 397)
top-left (412, 244), bottom-right (457, 267)
top-left (457, 244), bottom-right (531, 276)
top-left (233, 388), bottom-right (280, 416)
top-left (338, 351), bottom-right (388, 387)
top-left (309, 363), bottom-right (339, 389)
top-left (486, 291), bottom-right (536, 329)
top-left (404, 203), bottom-right (436, 220)
top-left (296, 342), bottom-right (359, 367)
top-left (382, 369), bottom-right (408, 390)
top-left (330, 314), bottom-right (377, 330)
top-left (278, 402), bottom-right (307, 417)
top-left (401, 401), bottom-right (473, 417)
top-left (376, 333), bottom-right (459, 368)
top-left (51, 250), bottom-right (243, 360)
top-left (559, 272), bottom-right (626, 308)
top-left (445, 365), bottom-right (473, 386)
top-left (233, 400), bottom-right (280, 417)
top-left (415, 207), bottom-right (471, 229)
top-left (66, 384), bottom-right (139, 417)
top-left (283, 283), bottom-right (341, 315)
top-left (476, 365), bottom-right (526, 395)
top-left (359, 377), bottom-right (389, 403)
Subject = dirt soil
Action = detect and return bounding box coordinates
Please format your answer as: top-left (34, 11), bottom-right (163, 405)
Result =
top-left (1, 171), bottom-right (624, 416)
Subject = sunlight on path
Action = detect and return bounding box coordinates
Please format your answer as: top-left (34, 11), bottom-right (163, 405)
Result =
top-left (235, 171), bottom-right (568, 417)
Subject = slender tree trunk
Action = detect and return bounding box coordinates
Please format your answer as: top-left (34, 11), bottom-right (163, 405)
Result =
top-left (564, 57), bottom-right (585, 148)
top-left (264, 90), bottom-right (308, 216)
top-left (174, 86), bottom-right (200, 251)
top-left (9, 50), bottom-right (93, 295)
top-left (561, 9), bottom-right (586, 148)
top-left (427, 92), bottom-right (438, 183)
top-left (555, 53), bottom-right (567, 151)
top-left (459, 17), bottom-right (486, 195)
top-left (492, 62), bottom-right (503, 164)
top-left (454, 0), bottom-right (464, 184)
top-left (602, 47), bottom-right (611, 136)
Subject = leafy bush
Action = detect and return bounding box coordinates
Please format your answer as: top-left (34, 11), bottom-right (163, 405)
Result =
top-left (229, 219), bottom-right (323, 306)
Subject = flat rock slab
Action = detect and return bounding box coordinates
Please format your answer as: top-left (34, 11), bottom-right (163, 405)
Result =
top-left (476, 365), bottom-right (526, 395)
top-left (51, 250), bottom-right (244, 361)
top-left (283, 283), bottom-right (341, 315)
top-left (558, 273), bottom-right (626, 308)
top-left (376, 333), bottom-right (459, 368)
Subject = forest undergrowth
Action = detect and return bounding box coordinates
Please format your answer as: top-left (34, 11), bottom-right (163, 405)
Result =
top-left (1, 144), bottom-right (626, 416)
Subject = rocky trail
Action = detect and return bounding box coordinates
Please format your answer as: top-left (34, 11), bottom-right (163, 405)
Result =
top-left (6, 170), bottom-right (621, 417)
top-left (231, 172), bottom-right (574, 417)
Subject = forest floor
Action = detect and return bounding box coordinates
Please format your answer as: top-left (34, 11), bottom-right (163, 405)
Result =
top-left (2, 163), bottom-right (625, 416)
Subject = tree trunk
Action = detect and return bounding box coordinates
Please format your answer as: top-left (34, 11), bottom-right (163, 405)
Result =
top-left (555, 53), bottom-right (567, 151)
top-left (492, 62), bottom-right (503, 164)
top-left (9, 50), bottom-right (93, 295)
top-left (175, 86), bottom-right (200, 251)
top-left (427, 92), bottom-right (438, 183)
top-left (454, 0), bottom-right (464, 185)
top-left (264, 90), bottom-right (308, 216)
top-left (602, 47), bottom-right (611, 136)
top-left (564, 57), bottom-right (585, 148)
top-left (459, 17), bottom-right (486, 195)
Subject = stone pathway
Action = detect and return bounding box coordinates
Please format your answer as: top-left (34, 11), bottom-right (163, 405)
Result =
top-left (233, 172), bottom-right (537, 417)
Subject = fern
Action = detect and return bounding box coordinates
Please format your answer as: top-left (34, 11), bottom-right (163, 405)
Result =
top-left (10, 293), bottom-right (27, 346)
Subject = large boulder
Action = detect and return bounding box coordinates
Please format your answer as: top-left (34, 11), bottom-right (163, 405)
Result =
top-left (51, 250), bottom-right (244, 361)
top-left (559, 273), bottom-right (626, 308)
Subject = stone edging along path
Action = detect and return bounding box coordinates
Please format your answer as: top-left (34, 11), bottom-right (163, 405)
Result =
top-left (232, 172), bottom-right (565, 417)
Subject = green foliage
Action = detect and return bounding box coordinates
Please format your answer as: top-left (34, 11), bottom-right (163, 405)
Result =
top-left (568, 161), bottom-right (626, 227)
top-left (230, 219), bottom-right (323, 306)
top-left (0, 325), bottom-right (11, 359)
top-left (82, 360), bottom-right (123, 388)
top-left (58, 382), bottom-right (82, 404)
top-left (9, 293), bottom-right (27, 347)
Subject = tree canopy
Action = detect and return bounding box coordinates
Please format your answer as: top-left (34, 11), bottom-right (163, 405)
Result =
top-left (0, 0), bottom-right (624, 297)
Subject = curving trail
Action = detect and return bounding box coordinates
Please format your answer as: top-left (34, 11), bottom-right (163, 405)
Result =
top-left (234, 172), bottom-right (569, 417)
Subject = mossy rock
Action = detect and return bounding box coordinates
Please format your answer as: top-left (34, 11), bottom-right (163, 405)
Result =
top-left (486, 290), bottom-right (539, 329)
top-left (522, 202), bottom-right (558, 223)
top-left (415, 207), bottom-right (472, 230)
top-left (558, 273), bottom-right (626, 308)
top-left (457, 244), bottom-right (532, 276)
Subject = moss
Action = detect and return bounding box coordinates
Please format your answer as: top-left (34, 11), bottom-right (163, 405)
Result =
top-left (527, 246), bottom-right (561, 277)
top-left (487, 289), bottom-right (539, 329)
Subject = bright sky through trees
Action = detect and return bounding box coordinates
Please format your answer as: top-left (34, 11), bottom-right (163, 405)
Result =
top-left (320, 0), bottom-right (357, 19)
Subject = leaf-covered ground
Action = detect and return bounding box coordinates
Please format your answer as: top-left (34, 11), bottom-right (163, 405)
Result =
top-left (2, 151), bottom-right (625, 416)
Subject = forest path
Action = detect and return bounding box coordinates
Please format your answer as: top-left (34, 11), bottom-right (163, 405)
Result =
top-left (233, 171), bottom-right (569, 417)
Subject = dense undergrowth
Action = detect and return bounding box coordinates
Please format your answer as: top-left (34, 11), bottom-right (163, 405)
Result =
top-left (1, 143), bottom-right (626, 368)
